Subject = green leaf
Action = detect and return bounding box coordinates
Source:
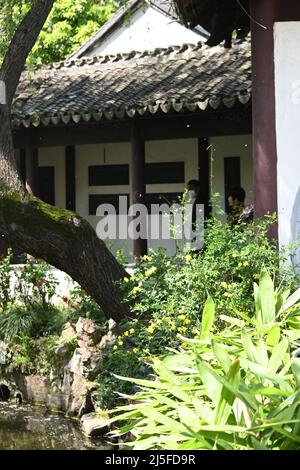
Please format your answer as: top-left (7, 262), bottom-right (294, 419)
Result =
top-left (281, 287), bottom-right (300, 314)
top-left (266, 325), bottom-right (281, 346)
top-left (214, 359), bottom-right (240, 425)
top-left (241, 329), bottom-right (260, 364)
top-left (258, 269), bottom-right (276, 327)
top-left (200, 295), bottom-right (215, 340)
top-left (240, 358), bottom-right (292, 391)
top-left (197, 360), bottom-right (222, 407)
top-left (292, 358), bottom-right (300, 389)
top-left (178, 405), bottom-right (201, 430)
top-left (268, 338), bottom-right (288, 373)
top-left (212, 340), bottom-right (231, 373)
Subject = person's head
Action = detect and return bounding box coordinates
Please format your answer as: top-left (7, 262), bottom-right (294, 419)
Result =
top-left (187, 180), bottom-right (201, 198)
top-left (228, 187), bottom-right (246, 208)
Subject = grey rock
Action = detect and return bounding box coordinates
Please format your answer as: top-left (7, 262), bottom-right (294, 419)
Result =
top-left (80, 412), bottom-right (109, 437)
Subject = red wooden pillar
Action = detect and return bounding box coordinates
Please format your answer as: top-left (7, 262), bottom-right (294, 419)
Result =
top-left (250, 0), bottom-right (278, 238)
top-left (131, 122), bottom-right (148, 259)
top-left (250, 0), bottom-right (300, 238)
top-left (25, 147), bottom-right (39, 196)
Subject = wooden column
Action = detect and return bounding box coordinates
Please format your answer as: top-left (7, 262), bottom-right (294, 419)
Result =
top-left (250, 0), bottom-right (300, 238)
top-left (131, 122), bottom-right (148, 259)
top-left (65, 146), bottom-right (76, 211)
top-left (198, 137), bottom-right (210, 218)
top-left (25, 147), bottom-right (39, 195)
top-left (250, 0), bottom-right (278, 238)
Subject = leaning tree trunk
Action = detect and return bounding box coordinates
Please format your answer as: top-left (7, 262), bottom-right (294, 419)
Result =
top-left (0, 0), bottom-right (130, 321)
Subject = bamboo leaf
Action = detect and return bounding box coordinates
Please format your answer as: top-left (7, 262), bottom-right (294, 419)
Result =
top-left (200, 295), bottom-right (215, 340)
top-left (258, 269), bottom-right (276, 327)
top-left (214, 359), bottom-right (240, 425)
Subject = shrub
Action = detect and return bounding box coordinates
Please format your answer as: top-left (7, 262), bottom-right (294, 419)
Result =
top-left (0, 249), bottom-right (13, 310)
top-left (16, 258), bottom-right (58, 308)
top-left (0, 305), bottom-right (65, 341)
top-left (96, 349), bottom-right (149, 409)
top-left (61, 284), bottom-right (106, 324)
top-left (108, 270), bottom-right (300, 450)
top-left (116, 215), bottom-right (299, 356)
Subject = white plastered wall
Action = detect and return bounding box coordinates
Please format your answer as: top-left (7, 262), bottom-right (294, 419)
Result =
top-left (36, 136), bottom-right (253, 258)
top-left (75, 139), bottom-right (198, 256)
top-left (209, 135), bottom-right (253, 217)
top-left (88, 6), bottom-right (204, 56)
top-left (274, 21), bottom-right (300, 269)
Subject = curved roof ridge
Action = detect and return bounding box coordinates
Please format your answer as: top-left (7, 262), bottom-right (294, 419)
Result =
top-left (26, 35), bottom-right (250, 73)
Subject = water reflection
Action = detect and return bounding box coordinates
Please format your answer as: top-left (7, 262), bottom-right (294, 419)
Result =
top-left (0, 402), bottom-right (110, 450)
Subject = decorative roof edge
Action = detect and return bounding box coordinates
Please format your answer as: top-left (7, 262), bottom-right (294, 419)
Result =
top-left (12, 91), bottom-right (252, 129)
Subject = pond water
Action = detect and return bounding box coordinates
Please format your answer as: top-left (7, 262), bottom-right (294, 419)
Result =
top-left (0, 402), bottom-right (110, 450)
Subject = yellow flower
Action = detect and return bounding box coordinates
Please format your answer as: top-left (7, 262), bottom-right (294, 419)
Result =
top-left (164, 316), bottom-right (172, 323)
top-left (167, 304), bottom-right (174, 312)
top-left (124, 331), bottom-right (129, 337)
top-left (132, 286), bottom-right (142, 295)
top-left (185, 254), bottom-right (192, 263)
top-left (192, 328), bottom-right (199, 335)
top-left (171, 324), bottom-right (176, 331)
top-left (142, 255), bottom-right (153, 262)
top-left (123, 277), bottom-right (130, 283)
top-left (129, 328), bottom-right (135, 334)
top-left (220, 281), bottom-right (228, 289)
top-left (183, 318), bottom-right (190, 325)
top-left (118, 340), bottom-right (123, 346)
top-left (224, 292), bottom-right (233, 298)
top-left (113, 345), bottom-right (118, 350)
top-left (147, 326), bottom-right (155, 334)
top-left (178, 326), bottom-right (187, 333)
top-left (133, 348), bottom-right (138, 353)
top-left (178, 314), bottom-right (186, 321)
top-left (145, 266), bottom-right (157, 277)
top-left (130, 276), bottom-right (136, 282)
top-left (243, 261), bottom-right (249, 267)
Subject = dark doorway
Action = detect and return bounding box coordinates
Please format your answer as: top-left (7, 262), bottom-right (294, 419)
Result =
top-left (0, 384), bottom-right (10, 401)
top-left (224, 157), bottom-right (241, 214)
top-left (39, 166), bottom-right (55, 206)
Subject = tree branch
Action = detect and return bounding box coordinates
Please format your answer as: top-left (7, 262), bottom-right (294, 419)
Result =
top-left (0, 0), bottom-right (55, 107)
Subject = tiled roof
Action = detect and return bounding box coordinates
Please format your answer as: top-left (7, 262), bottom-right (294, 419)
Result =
top-left (12, 37), bottom-right (251, 129)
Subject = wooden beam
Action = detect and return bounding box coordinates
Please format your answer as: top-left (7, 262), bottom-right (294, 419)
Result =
top-left (131, 122), bottom-right (148, 259)
top-left (13, 109), bottom-right (252, 149)
top-left (65, 146), bottom-right (76, 211)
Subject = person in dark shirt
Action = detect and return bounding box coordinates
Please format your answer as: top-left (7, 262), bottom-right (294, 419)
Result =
top-left (227, 186), bottom-right (254, 227)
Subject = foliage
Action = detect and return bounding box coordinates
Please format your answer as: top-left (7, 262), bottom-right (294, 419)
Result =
top-left (0, 0), bottom-right (129, 66)
top-left (61, 283), bottom-right (106, 324)
top-left (5, 333), bottom-right (73, 375)
top-left (96, 349), bottom-right (149, 410)
top-left (16, 257), bottom-right (58, 308)
top-left (107, 270), bottom-right (300, 450)
top-left (116, 214), bottom-right (299, 356)
top-left (0, 305), bottom-right (65, 341)
top-left (0, 249), bottom-right (13, 310)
